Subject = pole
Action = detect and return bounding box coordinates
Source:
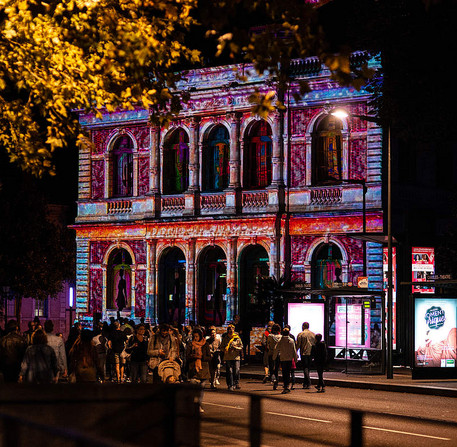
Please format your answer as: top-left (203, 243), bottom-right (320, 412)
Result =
top-left (362, 181), bottom-right (367, 277)
top-left (387, 126), bottom-right (393, 379)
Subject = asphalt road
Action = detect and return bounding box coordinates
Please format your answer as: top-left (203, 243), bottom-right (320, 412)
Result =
top-left (200, 378), bottom-right (457, 447)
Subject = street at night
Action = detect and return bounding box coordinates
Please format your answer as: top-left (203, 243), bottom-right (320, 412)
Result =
top-left (201, 379), bottom-right (457, 447)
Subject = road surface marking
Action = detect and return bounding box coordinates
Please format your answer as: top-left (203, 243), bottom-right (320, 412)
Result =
top-left (266, 411), bottom-right (332, 424)
top-left (203, 402), bottom-right (243, 410)
top-left (363, 426), bottom-right (452, 441)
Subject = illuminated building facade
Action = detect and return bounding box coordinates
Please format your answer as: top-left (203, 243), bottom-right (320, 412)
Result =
top-left (74, 53), bottom-right (383, 329)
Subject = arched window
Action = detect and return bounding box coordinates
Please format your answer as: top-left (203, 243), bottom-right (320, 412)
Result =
top-left (163, 129), bottom-right (189, 194)
top-left (203, 125), bottom-right (230, 191)
top-left (313, 115), bottom-right (343, 184)
top-left (107, 248), bottom-right (133, 311)
top-left (312, 243), bottom-right (343, 289)
top-left (113, 136), bottom-right (133, 197)
top-left (244, 120), bottom-right (272, 189)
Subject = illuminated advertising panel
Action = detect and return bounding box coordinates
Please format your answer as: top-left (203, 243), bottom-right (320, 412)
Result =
top-left (287, 302), bottom-right (325, 359)
top-left (412, 247), bottom-right (435, 294)
top-left (383, 247), bottom-right (397, 349)
top-left (335, 304), bottom-right (371, 348)
top-left (414, 298), bottom-right (457, 368)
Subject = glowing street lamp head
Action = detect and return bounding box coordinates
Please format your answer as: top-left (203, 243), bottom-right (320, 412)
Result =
top-left (330, 108), bottom-right (350, 120)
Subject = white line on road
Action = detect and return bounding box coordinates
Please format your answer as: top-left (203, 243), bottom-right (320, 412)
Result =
top-left (363, 426), bottom-right (452, 441)
top-left (266, 411), bottom-right (332, 424)
top-left (203, 402), bottom-right (243, 410)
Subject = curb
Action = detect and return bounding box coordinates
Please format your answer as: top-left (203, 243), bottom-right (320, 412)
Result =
top-left (240, 372), bottom-right (457, 398)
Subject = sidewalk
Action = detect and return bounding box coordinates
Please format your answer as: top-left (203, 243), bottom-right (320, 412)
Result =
top-left (240, 363), bottom-right (457, 397)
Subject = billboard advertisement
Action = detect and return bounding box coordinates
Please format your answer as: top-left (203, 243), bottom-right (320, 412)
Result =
top-left (287, 302), bottom-right (325, 359)
top-left (335, 303), bottom-right (371, 348)
top-left (414, 298), bottom-right (457, 368)
top-left (383, 247), bottom-right (397, 349)
top-left (412, 247), bottom-right (435, 294)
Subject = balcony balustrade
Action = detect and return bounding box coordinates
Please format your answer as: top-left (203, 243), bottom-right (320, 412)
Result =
top-left (107, 199), bottom-right (133, 214)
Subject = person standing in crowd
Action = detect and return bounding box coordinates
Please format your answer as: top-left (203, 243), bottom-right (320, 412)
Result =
top-left (186, 327), bottom-right (210, 384)
top-left (284, 324), bottom-right (297, 389)
top-left (19, 329), bottom-right (58, 383)
top-left (65, 322), bottom-right (81, 357)
top-left (23, 320), bottom-right (37, 346)
top-left (234, 314), bottom-right (251, 363)
top-left (92, 322), bottom-right (109, 381)
top-left (266, 323), bottom-right (282, 390)
top-left (69, 329), bottom-right (103, 382)
top-left (312, 333), bottom-right (328, 393)
top-left (260, 321), bottom-right (274, 383)
top-left (273, 327), bottom-right (298, 394)
top-left (148, 323), bottom-right (180, 382)
top-left (125, 324), bottom-right (149, 383)
top-left (44, 320), bottom-right (67, 381)
top-left (108, 320), bottom-right (127, 382)
top-left (220, 323), bottom-right (243, 391)
top-left (0, 320), bottom-right (27, 382)
top-left (296, 322), bottom-right (315, 389)
top-left (206, 326), bottom-right (221, 389)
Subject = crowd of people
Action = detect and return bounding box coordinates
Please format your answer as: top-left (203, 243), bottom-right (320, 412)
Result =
top-left (0, 316), bottom-right (327, 392)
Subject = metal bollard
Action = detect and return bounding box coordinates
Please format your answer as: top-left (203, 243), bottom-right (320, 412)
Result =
top-left (350, 410), bottom-right (363, 447)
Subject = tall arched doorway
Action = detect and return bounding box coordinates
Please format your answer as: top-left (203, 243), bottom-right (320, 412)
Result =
top-left (312, 243), bottom-right (343, 289)
top-left (198, 246), bottom-right (227, 326)
top-left (107, 248), bottom-right (133, 314)
top-left (158, 247), bottom-right (186, 324)
top-left (239, 245), bottom-right (269, 326)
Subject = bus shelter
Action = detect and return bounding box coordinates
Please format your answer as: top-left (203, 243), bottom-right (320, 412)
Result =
top-left (285, 287), bottom-right (386, 375)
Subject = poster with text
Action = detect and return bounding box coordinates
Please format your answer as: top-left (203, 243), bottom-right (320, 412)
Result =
top-left (383, 247), bottom-right (397, 349)
top-left (415, 298), bottom-right (457, 368)
top-left (335, 304), bottom-right (371, 348)
top-left (412, 247), bottom-right (435, 294)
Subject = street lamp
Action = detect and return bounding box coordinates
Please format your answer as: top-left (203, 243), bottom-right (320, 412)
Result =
top-left (68, 285), bottom-right (75, 332)
top-left (331, 107), bottom-right (394, 379)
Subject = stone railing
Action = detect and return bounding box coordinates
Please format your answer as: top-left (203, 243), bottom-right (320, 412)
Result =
top-left (200, 193), bottom-right (226, 211)
top-left (107, 200), bottom-right (132, 214)
top-left (161, 195), bottom-right (185, 212)
top-left (242, 191), bottom-right (268, 208)
top-left (310, 187), bottom-right (342, 205)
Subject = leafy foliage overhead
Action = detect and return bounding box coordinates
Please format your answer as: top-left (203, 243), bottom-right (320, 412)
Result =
top-left (0, 0), bottom-right (373, 176)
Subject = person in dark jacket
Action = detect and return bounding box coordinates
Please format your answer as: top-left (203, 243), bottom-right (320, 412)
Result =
top-left (0, 320), bottom-right (27, 382)
top-left (311, 333), bottom-right (327, 393)
top-left (19, 329), bottom-right (58, 383)
top-left (125, 324), bottom-right (149, 383)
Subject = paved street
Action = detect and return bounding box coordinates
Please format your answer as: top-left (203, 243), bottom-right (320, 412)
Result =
top-left (200, 378), bottom-right (457, 447)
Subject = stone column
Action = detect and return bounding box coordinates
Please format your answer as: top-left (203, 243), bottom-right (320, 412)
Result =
top-left (225, 112), bottom-right (241, 214)
top-left (186, 238), bottom-right (196, 323)
top-left (147, 126), bottom-right (161, 217)
top-left (147, 239), bottom-right (157, 323)
top-left (184, 118), bottom-right (200, 216)
top-left (226, 236), bottom-right (238, 321)
top-left (268, 111), bottom-right (285, 212)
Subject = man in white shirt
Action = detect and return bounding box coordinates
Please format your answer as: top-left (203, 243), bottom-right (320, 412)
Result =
top-left (44, 320), bottom-right (67, 379)
top-left (296, 322), bottom-right (315, 389)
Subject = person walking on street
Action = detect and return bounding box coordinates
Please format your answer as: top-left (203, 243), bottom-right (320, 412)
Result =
top-left (220, 324), bottom-right (243, 390)
top-left (273, 327), bottom-right (298, 394)
top-left (266, 323), bottom-right (282, 390)
top-left (148, 323), bottom-right (180, 383)
top-left (206, 326), bottom-right (221, 389)
top-left (108, 320), bottom-right (127, 382)
top-left (126, 324), bottom-right (149, 383)
top-left (312, 333), bottom-right (327, 392)
top-left (296, 322), bottom-right (315, 389)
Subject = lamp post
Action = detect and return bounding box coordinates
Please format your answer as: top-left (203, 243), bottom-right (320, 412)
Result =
top-left (68, 285), bottom-right (74, 334)
top-left (331, 108), bottom-right (393, 379)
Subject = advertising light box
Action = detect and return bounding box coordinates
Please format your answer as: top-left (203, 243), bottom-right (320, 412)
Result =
top-left (414, 298), bottom-right (457, 369)
top-left (412, 247), bottom-right (435, 294)
top-left (335, 304), bottom-right (371, 348)
top-left (287, 302), bottom-right (325, 359)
